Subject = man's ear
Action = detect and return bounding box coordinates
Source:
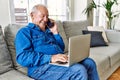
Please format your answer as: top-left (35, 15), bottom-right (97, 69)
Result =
top-left (30, 12), bottom-right (34, 19)
top-left (30, 13), bottom-right (33, 17)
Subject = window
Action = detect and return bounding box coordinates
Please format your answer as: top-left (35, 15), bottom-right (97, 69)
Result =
top-left (47, 0), bottom-right (68, 20)
top-left (93, 0), bottom-right (106, 27)
top-left (13, 0), bottom-right (69, 24)
top-left (93, 0), bottom-right (120, 29)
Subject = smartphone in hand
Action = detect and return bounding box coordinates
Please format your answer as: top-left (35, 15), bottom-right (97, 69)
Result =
top-left (47, 18), bottom-right (54, 28)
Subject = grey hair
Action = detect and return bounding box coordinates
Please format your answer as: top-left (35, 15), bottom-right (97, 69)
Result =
top-left (31, 4), bottom-right (47, 13)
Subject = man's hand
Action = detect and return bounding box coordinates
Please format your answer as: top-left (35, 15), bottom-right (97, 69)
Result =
top-left (49, 20), bottom-right (58, 34)
top-left (51, 54), bottom-right (68, 63)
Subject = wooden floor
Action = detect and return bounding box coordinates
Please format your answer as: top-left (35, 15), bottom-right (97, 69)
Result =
top-left (107, 67), bottom-right (120, 80)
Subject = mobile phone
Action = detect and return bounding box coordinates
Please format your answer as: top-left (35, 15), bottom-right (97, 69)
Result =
top-left (47, 18), bottom-right (54, 28)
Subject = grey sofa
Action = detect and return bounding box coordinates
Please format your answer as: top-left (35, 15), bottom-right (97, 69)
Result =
top-left (0, 20), bottom-right (120, 80)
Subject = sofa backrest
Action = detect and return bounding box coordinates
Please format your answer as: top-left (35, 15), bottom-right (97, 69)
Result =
top-left (56, 21), bottom-right (68, 53)
top-left (0, 25), bottom-right (13, 74)
top-left (4, 24), bottom-right (24, 68)
top-left (4, 24), bottom-right (28, 75)
top-left (63, 20), bottom-right (89, 40)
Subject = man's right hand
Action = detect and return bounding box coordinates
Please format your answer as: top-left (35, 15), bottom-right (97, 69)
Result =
top-left (51, 54), bottom-right (68, 63)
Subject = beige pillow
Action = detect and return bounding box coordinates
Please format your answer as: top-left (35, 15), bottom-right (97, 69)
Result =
top-left (87, 26), bottom-right (108, 42)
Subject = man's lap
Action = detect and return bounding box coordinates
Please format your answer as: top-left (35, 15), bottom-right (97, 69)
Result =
top-left (29, 58), bottom-right (93, 80)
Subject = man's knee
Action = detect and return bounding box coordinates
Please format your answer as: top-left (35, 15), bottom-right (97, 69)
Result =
top-left (81, 58), bottom-right (97, 68)
top-left (70, 64), bottom-right (88, 80)
top-left (70, 64), bottom-right (88, 74)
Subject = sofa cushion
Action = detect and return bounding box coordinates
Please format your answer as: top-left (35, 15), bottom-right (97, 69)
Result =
top-left (90, 43), bottom-right (120, 67)
top-left (0, 70), bottom-right (33, 80)
top-left (17, 67), bottom-right (28, 75)
top-left (4, 24), bottom-right (24, 68)
top-left (87, 26), bottom-right (108, 42)
top-left (89, 54), bottom-right (110, 76)
top-left (0, 25), bottom-right (13, 74)
top-left (105, 30), bottom-right (120, 43)
top-left (56, 21), bottom-right (68, 53)
top-left (82, 30), bottom-right (108, 47)
top-left (63, 20), bottom-right (88, 40)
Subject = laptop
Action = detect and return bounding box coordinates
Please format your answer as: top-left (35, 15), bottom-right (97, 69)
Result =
top-left (50, 34), bottom-right (91, 67)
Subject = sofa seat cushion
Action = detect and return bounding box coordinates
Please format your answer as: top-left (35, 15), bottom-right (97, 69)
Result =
top-left (0, 25), bottom-right (13, 74)
top-left (89, 54), bottom-right (110, 76)
top-left (90, 43), bottom-right (120, 67)
top-left (16, 67), bottom-right (27, 75)
top-left (0, 70), bottom-right (33, 80)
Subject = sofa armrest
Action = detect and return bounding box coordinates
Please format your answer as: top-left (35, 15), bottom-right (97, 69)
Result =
top-left (106, 30), bottom-right (120, 43)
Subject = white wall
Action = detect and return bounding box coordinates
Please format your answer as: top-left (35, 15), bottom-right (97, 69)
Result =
top-left (70, 0), bottom-right (93, 25)
top-left (0, 0), bottom-right (10, 28)
top-left (73, 0), bottom-right (87, 21)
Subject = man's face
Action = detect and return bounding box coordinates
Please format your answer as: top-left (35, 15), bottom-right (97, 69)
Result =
top-left (31, 8), bottom-right (49, 28)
